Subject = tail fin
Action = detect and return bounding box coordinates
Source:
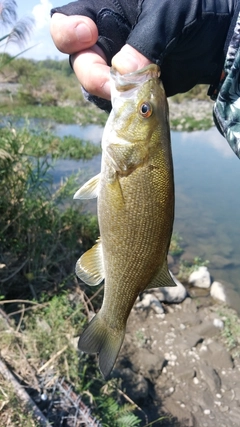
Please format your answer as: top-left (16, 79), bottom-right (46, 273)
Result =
top-left (78, 312), bottom-right (125, 379)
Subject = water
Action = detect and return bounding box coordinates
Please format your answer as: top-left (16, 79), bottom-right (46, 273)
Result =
top-left (171, 129), bottom-right (240, 309)
top-left (52, 123), bottom-right (240, 306)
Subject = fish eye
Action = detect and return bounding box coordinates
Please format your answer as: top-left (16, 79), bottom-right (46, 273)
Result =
top-left (139, 102), bottom-right (152, 118)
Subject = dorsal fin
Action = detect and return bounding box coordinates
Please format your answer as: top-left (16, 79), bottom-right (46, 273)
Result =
top-left (73, 173), bottom-right (100, 199)
top-left (146, 260), bottom-right (176, 289)
top-left (75, 238), bottom-right (104, 286)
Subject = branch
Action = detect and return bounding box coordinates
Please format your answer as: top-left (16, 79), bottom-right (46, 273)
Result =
top-left (0, 358), bottom-right (51, 427)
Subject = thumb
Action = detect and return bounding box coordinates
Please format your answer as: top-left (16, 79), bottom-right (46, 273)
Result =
top-left (111, 44), bottom-right (152, 74)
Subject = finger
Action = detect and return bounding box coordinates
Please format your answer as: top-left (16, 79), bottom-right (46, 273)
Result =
top-left (50, 13), bottom-right (98, 54)
top-left (71, 45), bottom-right (111, 100)
top-left (112, 44), bottom-right (152, 74)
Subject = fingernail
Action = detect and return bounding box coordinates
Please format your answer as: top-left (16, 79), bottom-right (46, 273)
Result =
top-left (75, 23), bottom-right (92, 43)
top-left (102, 80), bottom-right (111, 100)
top-left (112, 51), bottom-right (139, 74)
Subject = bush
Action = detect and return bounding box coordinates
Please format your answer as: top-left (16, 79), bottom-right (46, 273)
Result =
top-left (0, 125), bottom-right (99, 298)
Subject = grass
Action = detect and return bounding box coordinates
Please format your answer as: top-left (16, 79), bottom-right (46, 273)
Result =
top-left (0, 103), bottom-right (108, 126)
top-left (0, 127), bottom-right (100, 298)
top-left (0, 292), bottom-right (143, 426)
top-left (0, 125), bottom-right (101, 159)
top-left (0, 377), bottom-right (40, 427)
top-left (169, 233), bottom-right (184, 257)
top-left (218, 307), bottom-right (240, 354)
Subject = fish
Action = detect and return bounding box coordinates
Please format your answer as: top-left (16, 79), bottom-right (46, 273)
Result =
top-left (73, 64), bottom-right (176, 379)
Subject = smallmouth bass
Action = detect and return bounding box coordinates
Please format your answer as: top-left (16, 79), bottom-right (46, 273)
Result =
top-left (74, 64), bottom-right (176, 378)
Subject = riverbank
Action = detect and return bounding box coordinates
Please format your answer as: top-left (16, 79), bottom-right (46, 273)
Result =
top-left (116, 283), bottom-right (240, 427)
top-left (168, 98), bottom-right (214, 131)
top-left (0, 81), bottom-right (214, 131)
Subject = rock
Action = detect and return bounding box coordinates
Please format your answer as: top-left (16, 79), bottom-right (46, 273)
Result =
top-left (135, 294), bottom-right (164, 314)
top-left (153, 273), bottom-right (187, 303)
top-left (188, 266), bottom-right (211, 288)
top-left (210, 281), bottom-right (227, 303)
top-left (181, 297), bottom-right (198, 314)
top-left (210, 280), bottom-right (240, 313)
top-left (213, 318), bottom-right (224, 329)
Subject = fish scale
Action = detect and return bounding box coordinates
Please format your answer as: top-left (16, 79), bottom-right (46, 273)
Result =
top-left (74, 64), bottom-right (176, 378)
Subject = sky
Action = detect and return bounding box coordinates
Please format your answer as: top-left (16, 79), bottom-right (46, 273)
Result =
top-left (2, 0), bottom-right (68, 61)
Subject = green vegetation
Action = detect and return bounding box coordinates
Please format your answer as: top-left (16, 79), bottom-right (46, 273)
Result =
top-left (218, 308), bottom-right (240, 354)
top-left (170, 115), bottom-right (213, 132)
top-left (0, 125), bottom-right (101, 159)
top-left (0, 377), bottom-right (40, 427)
top-left (0, 126), bottom-right (100, 298)
top-left (169, 232), bottom-right (184, 256)
top-left (171, 84), bottom-right (209, 103)
top-left (0, 53), bottom-right (107, 125)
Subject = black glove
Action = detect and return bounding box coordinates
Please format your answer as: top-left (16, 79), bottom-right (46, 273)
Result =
top-left (51, 0), bottom-right (236, 110)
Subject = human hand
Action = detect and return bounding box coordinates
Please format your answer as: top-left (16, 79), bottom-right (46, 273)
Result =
top-left (50, 13), bottom-right (151, 101)
top-left (51, 0), bottom-right (231, 109)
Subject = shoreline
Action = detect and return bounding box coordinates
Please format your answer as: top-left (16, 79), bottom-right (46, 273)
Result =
top-left (168, 98), bottom-right (214, 131)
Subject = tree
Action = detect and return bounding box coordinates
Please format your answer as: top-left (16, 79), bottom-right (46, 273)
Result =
top-left (0, 0), bottom-right (35, 68)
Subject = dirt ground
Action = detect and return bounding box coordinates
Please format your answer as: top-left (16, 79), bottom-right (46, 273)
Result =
top-left (114, 287), bottom-right (240, 427)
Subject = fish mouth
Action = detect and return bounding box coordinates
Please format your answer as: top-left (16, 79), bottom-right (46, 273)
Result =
top-left (110, 64), bottom-right (160, 92)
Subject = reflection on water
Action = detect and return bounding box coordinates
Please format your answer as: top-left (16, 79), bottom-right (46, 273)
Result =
top-left (16, 118), bottom-right (240, 306)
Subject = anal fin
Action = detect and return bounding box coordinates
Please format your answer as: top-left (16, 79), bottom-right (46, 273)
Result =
top-left (146, 260), bottom-right (177, 289)
top-left (73, 173), bottom-right (100, 199)
top-left (75, 238), bottom-right (104, 286)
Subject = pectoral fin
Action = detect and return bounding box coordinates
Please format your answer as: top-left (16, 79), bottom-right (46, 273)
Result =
top-left (107, 142), bottom-right (147, 173)
top-left (146, 261), bottom-right (177, 289)
top-left (75, 238), bottom-right (104, 286)
top-left (73, 173), bottom-right (100, 199)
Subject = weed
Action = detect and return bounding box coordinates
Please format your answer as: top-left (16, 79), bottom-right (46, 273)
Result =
top-left (169, 232), bottom-right (184, 256)
top-left (0, 125), bottom-right (100, 298)
top-left (218, 308), bottom-right (240, 354)
top-left (135, 329), bottom-right (147, 347)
